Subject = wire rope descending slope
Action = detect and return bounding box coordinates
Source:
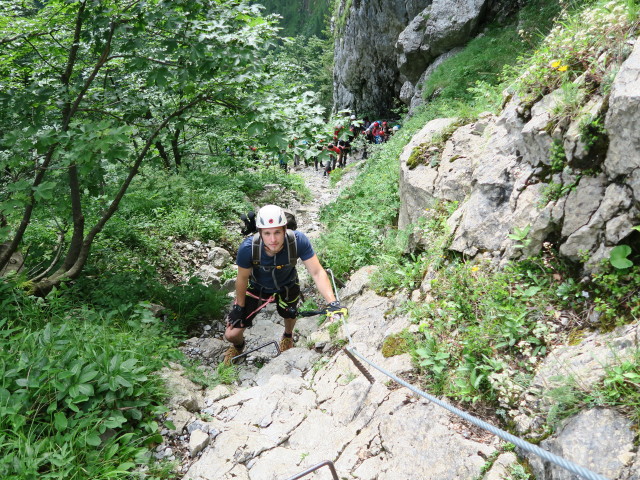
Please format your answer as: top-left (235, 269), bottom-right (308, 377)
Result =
top-left (180, 157), bottom-right (505, 479)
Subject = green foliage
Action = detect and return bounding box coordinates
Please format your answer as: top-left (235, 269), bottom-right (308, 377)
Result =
top-left (0, 286), bottom-right (177, 479)
top-left (508, 225), bottom-right (532, 250)
top-left (507, 463), bottom-right (534, 480)
top-left (546, 349), bottom-right (640, 429)
top-left (609, 244), bottom-right (633, 269)
top-left (406, 257), bottom-right (564, 406)
top-left (332, 0), bottom-right (353, 35)
top-left (267, 35), bottom-right (334, 111)
top-left (507, 0), bottom-right (639, 98)
top-left (578, 114), bottom-right (608, 155)
top-left (381, 331), bottom-right (413, 358)
top-left (258, 0), bottom-right (330, 38)
top-left (423, 23), bottom-right (527, 113)
top-left (600, 353), bottom-right (640, 424)
top-left (370, 201), bottom-right (456, 294)
top-left (590, 263), bottom-right (640, 327)
top-left (549, 82), bottom-right (587, 129)
top-left (316, 136), bottom-right (403, 278)
top-left (185, 361), bottom-right (239, 388)
top-left (549, 139), bottom-right (568, 173)
top-left (538, 179), bottom-right (577, 206)
top-left (327, 320), bottom-right (341, 339)
top-left (70, 269), bottom-right (229, 333)
top-left (0, 0), bottom-right (326, 293)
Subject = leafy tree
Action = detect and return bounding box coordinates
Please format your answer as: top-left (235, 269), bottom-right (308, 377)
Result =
top-left (0, 0), bottom-right (325, 295)
top-left (254, 0), bottom-right (331, 38)
top-left (266, 35), bottom-right (334, 112)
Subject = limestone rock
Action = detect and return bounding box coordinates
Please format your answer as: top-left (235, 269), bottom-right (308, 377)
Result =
top-left (166, 407), bottom-right (194, 436)
top-left (605, 40), bottom-right (640, 177)
top-left (563, 95), bottom-right (607, 170)
top-left (333, 0), bottom-right (428, 116)
top-left (520, 89), bottom-right (563, 166)
top-left (398, 117), bottom-right (459, 246)
top-left (340, 265), bottom-right (379, 301)
top-left (483, 452), bottom-right (518, 480)
top-left (252, 348), bottom-right (320, 386)
top-left (527, 409), bottom-right (635, 480)
top-left (197, 337), bottom-right (227, 360)
top-left (188, 429), bottom-right (210, 457)
top-left (158, 364), bottom-right (204, 412)
top-left (207, 247), bottom-right (233, 269)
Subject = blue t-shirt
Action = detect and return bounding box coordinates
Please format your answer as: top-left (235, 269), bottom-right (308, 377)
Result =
top-left (236, 230), bottom-right (314, 293)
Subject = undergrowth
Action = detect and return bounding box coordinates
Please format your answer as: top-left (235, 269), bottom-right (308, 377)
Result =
top-left (0, 281), bottom-right (179, 479)
top-left (0, 159), bottom-right (308, 479)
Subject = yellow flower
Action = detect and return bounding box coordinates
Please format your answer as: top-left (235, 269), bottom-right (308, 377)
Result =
top-left (550, 60), bottom-right (561, 68)
top-left (471, 266), bottom-right (479, 272)
top-left (558, 65), bottom-right (568, 72)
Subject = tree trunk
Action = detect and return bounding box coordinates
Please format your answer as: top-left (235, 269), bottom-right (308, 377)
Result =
top-left (171, 127), bottom-right (182, 170)
top-left (32, 95), bottom-right (206, 296)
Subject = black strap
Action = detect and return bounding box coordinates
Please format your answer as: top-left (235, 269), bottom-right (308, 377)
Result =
top-left (285, 229), bottom-right (297, 267)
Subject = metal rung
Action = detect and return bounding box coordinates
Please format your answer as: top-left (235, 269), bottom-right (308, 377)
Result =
top-left (284, 460), bottom-right (339, 480)
top-left (232, 340), bottom-right (280, 363)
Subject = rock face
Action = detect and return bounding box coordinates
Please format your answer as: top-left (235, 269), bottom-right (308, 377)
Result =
top-left (157, 267), bottom-right (640, 479)
top-left (527, 409), bottom-right (636, 480)
top-left (398, 39), bottom-right (640, 270)
top-left (333, 0), bottom-right (428, 116)
top-left (333, 0), bottom-right (491, 115)
top-left (168, 268), bottom-right (514, 479)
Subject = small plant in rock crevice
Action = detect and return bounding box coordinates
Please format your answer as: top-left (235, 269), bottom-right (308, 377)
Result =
top-left (578, 113), bottom-right (609, 156)
top-left (549, 139), bottom-right (567, 173)
top-left (544, 348), bottom-right (640, 430)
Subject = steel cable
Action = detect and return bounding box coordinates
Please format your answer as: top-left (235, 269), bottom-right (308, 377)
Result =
top-left (325, 270), bottom-right (611, 480)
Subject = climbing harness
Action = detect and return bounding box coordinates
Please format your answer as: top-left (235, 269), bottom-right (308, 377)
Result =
top-left (331, 269), bottom-right (611, 480)
top-left (244, 291), bottom-right (276, 319)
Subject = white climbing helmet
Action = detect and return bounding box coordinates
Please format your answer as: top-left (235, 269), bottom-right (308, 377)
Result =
top-left (256, 205), bottom-right (287, 228)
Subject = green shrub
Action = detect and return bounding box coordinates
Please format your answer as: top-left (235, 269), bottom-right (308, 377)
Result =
top-left (408, 258), bottom-right (561, 406)
top-left (0, 289), bottom-right (177, 479)
top-left (590, 264), bottom-right (640, 327)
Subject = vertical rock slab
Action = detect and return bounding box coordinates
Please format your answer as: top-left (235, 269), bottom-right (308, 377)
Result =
top-left (526, 409), bottom-right (635, 480)
top-left (333, 0), bottom-right (429, 115)
top-left (605, 40), bottom-right (640, 178)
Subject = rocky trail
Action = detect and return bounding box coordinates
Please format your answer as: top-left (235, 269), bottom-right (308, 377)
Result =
top-left (153, 154), bottom-right (511, 480)
top-left (152, 142), bottom-right (640, 480)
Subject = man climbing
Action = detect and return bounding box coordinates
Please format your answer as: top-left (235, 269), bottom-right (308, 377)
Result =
top-left (223, 204), bottom-right (347, 365)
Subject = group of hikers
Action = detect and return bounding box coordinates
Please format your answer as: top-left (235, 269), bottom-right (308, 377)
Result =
top-left (220, 113), bottom-right (400, 365)
top-left (271, 114), bottom-right (400, 177)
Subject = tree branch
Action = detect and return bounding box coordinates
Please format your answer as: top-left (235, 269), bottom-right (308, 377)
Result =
top-left (40, 94), bottom-right (208, 291)
top-left (107, 54), bottom-right (178, 67)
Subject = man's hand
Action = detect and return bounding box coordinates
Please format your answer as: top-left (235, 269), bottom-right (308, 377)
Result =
top-left (227, 304), bottom-right (246, 328)
top-left (326, 301), bottom-right (348, 320)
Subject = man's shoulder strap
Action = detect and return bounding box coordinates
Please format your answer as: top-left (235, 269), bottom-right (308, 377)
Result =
top-left (286, 229), bottom-right (297, 266)
top-left (251, 232), bottom-right (261, 265)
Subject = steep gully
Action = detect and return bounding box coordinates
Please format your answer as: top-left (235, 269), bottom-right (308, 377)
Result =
top-left (157, 154), bottom-right (519, 479)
